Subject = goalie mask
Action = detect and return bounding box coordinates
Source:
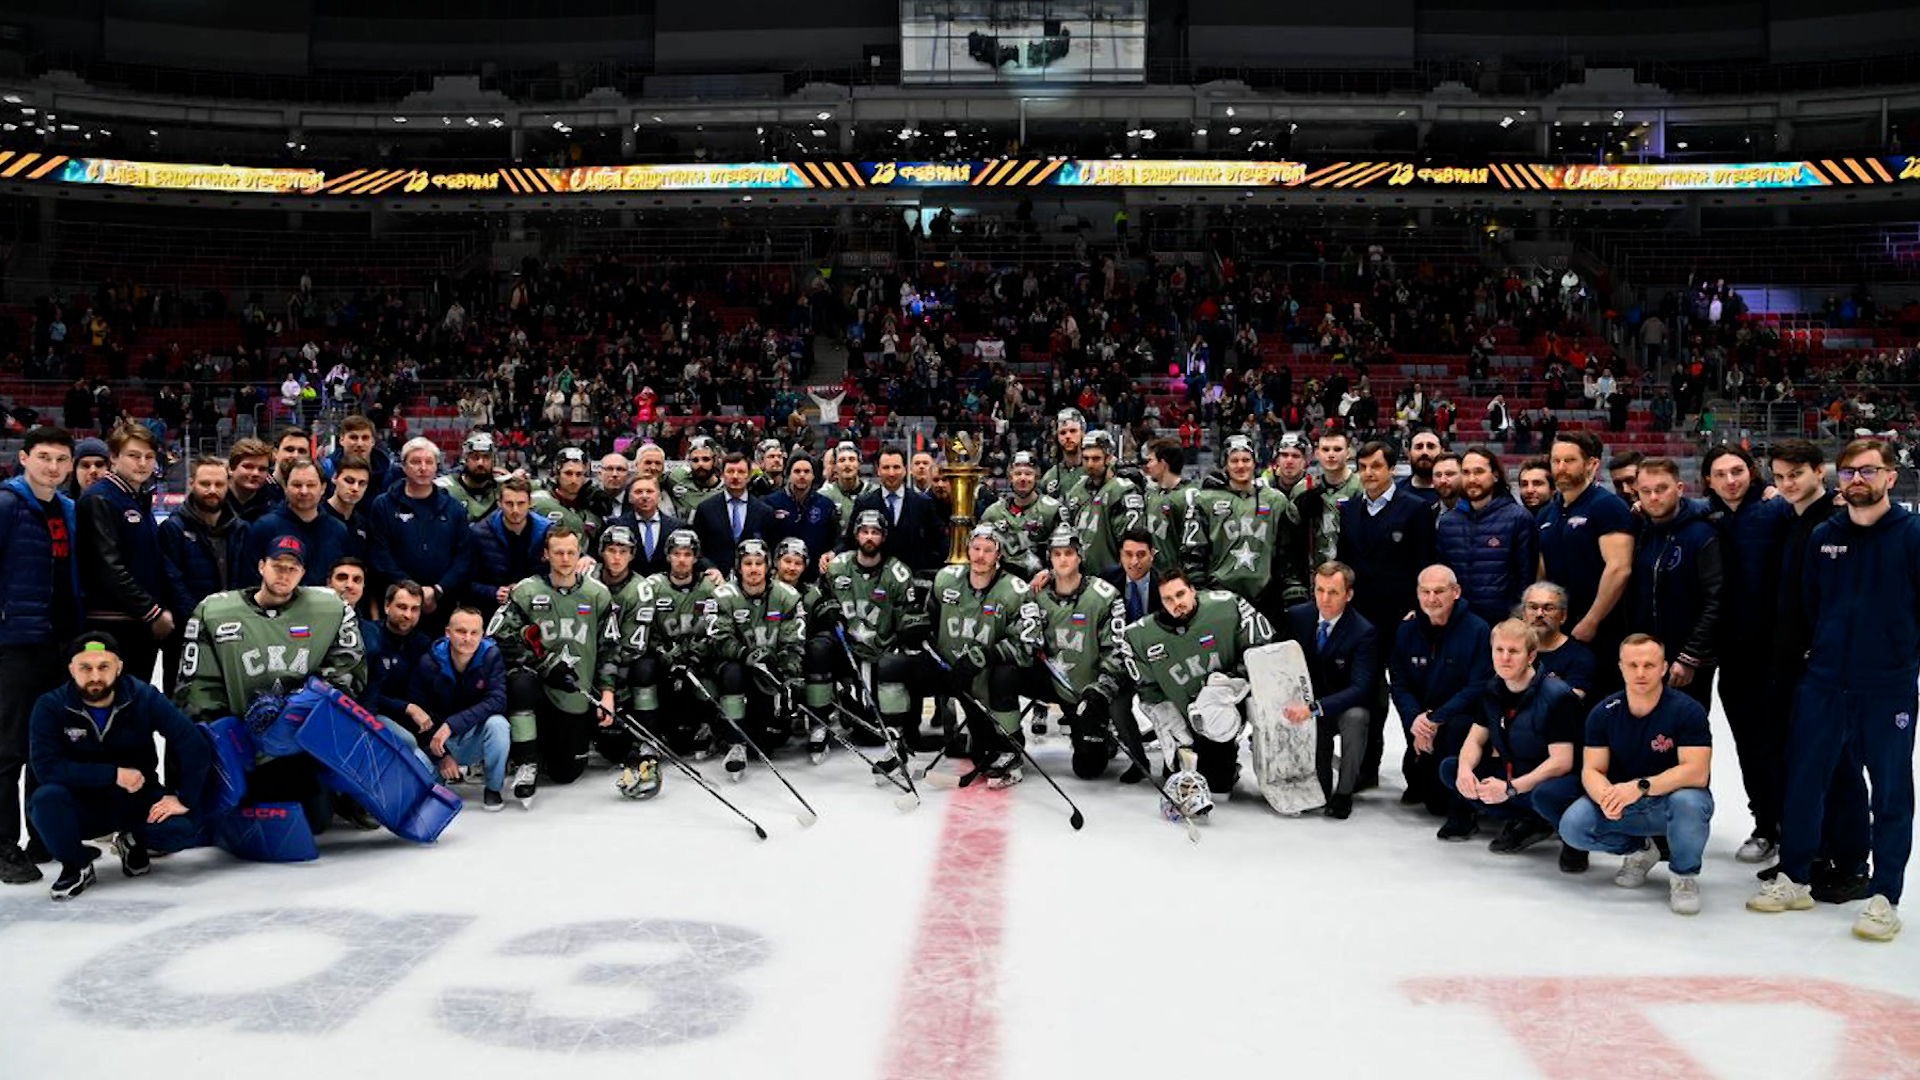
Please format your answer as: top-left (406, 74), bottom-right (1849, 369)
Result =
top-left (1163, 767), bottom-right (1213, 820)
top-left (615, 759), bottom-right (662, 800)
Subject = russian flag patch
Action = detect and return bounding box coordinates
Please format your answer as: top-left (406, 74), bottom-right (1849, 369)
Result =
top-left (1254, 505), bottom-right (1272, 516)
top-left (982, 602), bottom-right (1000, 616)
top-left (575, 602), bottom-right (593, 616)
top-left (764, 611), bottom-right (784, 622)
top-left (1198, 633), bottom-right (1216, 649)
top-left (288, 626), bottom-right (311, 639)
top-left (1070, 612), bottom-right (1088, 624)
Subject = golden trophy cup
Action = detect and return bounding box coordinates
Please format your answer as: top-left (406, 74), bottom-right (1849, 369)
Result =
top-left (942, 431), bottom-right (988, 565)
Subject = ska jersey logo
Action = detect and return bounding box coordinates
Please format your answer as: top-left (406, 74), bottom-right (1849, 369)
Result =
top-left (534, 617), bottom-right (593, 647)
top-left (839, 598), bottom-right (886, 632)
top-left (1051, 627), bottom-right (1087, 656)
top-left (1221, 515), bottom-right (1271, 543)
top-left (240, 645), bottom-right (315, 679)
top-left (944, 615), bottom-right (993, 645)
top-left (1166, 651), bottom-right (1225, 688)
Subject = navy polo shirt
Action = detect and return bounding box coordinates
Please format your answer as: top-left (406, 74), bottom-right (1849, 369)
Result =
top-left (1537, 481), bottom-right (1634, 627)
top-left (1584, 689), bottom-right (1710, 784)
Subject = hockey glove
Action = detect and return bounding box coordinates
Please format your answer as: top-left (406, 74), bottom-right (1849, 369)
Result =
top-left (895, 621), bottom-right (932, 650)
top-left (538, 652), bottom-right (580, 693)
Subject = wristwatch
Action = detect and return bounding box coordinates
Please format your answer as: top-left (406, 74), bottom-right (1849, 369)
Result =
top-left (1637, 777), bottom-right (1652, 794)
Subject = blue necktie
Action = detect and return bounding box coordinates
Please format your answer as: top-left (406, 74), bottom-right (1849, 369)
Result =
top-left (887, 492), bottom-right (901, 525)
top-left (643, 520), bottom-right (656, 558)
top-left (730, 499), bottom-right (744, 540)
top-left (1130, 580), bottom-right (1145, 621)
top-left (1317, 620), bottom-right (1331, 651)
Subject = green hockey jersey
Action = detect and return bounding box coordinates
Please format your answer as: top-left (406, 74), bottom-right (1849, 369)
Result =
top-left (1062, 473), bottom-right (1147, 576)
top-left (1180, 481), bottom-right (1300, 603)
top-left (663, 466), bottom-right (723, 515)
top-left (977, 492), bottom-right (1063, 580)
top-left (177, 586), bottom-right (365, 722)
top-left (928, 563), bottom-right (1042, 731)
top-left (1039, 459), bottom-right (1084, 503)
top-left (588, 563), bottom-right (655, 664)
top-left (487, 572), bottom-right (618, 711)
top-left (1302, 471), bottom-right (1363, 571)
top-left (818, 550), bottom-right (924, 662)
top-left (529, 488), bottom-right (603, 546)
top-left (819, 478), bottom-right (876, 524)
top-left (701, 580), bottom-right (807, 678)
top-left (1121, 590), bottom-right (1275, 713)
top-left (438, 472), bottom-right (503, 523)
top-left (1144, 479), bottom-right (1197, 575)
top-left (643, 572), bottom-right (720, 665)
top-left (1033, 574), bottom-right (1125, 698)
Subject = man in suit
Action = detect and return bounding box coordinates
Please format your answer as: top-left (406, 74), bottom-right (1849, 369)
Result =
top-left (1336, 440), bottom-right (1438, 789)
top-left (691, 452), bottom-right (771, 575)
top-left (842, 445), bottom-right (945, 579)
top-left (1283, 560), bottom-right (1378, 820)
top-left (609, 473), bottom-right (688, 579)
top-left (1100, 528), bottom-right (1162, 624)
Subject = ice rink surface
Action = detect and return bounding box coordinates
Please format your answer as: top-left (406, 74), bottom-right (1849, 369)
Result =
top-left (5, 698), bottom-right (1918, 1080)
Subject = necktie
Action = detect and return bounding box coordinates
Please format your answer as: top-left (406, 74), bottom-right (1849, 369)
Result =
top-left (887, 492), bottom-right (901, 525)
top-left (1129, 580), bottom-right (1145, 621)
top-left (643, 520), bottom-right (656, 558)
top-left (1317, 620), bottom-right (1332, 651)
top-left (730, 499), bottom-right (744, 540)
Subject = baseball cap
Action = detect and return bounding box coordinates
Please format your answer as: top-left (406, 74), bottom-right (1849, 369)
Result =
top-left (268, 535), bottom-right (307, 565)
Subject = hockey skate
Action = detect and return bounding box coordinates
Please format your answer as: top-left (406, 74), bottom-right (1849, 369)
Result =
top-left (511, 762), bottom-right (539, 809)
top-left (806, 721), bottom-right (829, 765)
top-left (724, 744), bottom-right (748, 781)
top-left (984, 751), bottom-right (1023, 790)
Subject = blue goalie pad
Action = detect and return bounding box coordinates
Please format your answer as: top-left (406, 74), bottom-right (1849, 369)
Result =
top-left (214, 802), bottom-right (319, 863)
top-left (289, 678), bottom-right (462, 844)
top-left (199, 716), bottom-right (256, 817)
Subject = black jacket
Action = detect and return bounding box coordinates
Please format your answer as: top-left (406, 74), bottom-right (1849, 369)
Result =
top-left (157, 503), bottom-right (246, 619)
top-left (1336, 484), bottom-right (1438, 635)
top-left (29, 675), bottom-right (211, 808)
top-left (1769, 489), bottom-right (1842, 676)
top-left (1100, 566), bottom-right (1163, 622)
top-left (691, 491), bottom-right (773, 573)
top-left (1627, 499), bottom-right (1725, 670)
top-left (1283, 602), bottom-right (1379, 720)
top-left (843, 484), bottom-right (947, 577)
top-left (78, 474), bottom-right (166, 623)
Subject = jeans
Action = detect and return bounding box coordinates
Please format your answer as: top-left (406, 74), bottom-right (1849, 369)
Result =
top-left (447, 715), bottom-right (510, 793)
top-left (1558, 788), bottom-right (1715, 876)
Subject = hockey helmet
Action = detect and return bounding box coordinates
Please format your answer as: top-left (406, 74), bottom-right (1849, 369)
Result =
top-left (556, 446), bottom-right (588, 466)
top-left (1223, 434), bottom-right (1257, 459)
top-left (615, 758), bottom-right (662, 800)
top-left (774, 536), bottom-right (810, 562)
top-left (601, 525), bottom-right (636, 550)
top-left (464, 431), bottom-right (496, 455)
top-left (666, 528), bottom-right (701, 556)
top-left (1047, 527), bottom-right (1082, 553)
top-left (1009, 450), bottom-right (1038, 471)
top-left (852, 508), bottom-right (889, 536)
top-left (1163, 767), bottom-right (1213, 820)
top-left (736, 538), bottom-right (771, 566)
top-left (968, 523), bottom-right (1002, 549)
top-left (1056, 408), bottom-right (1085, 430)
top-left (1082, 430), bottom-right (1116, 454)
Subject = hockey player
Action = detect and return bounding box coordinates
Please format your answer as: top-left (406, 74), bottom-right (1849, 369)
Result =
top-left (1039, 409), bottom-right (1086, 501)
top-left (1121, 569), bottom-right (1277, 812)
top-left (1027, 529), bottom-right (1134, 780)
top-left (978, 451), bottom-right (1063, 581)
top-left (642, 529), bottom-right (723, 756)
top-left (1182, 433), bottom-right (1302, 611)
top-left (664, 436), bottom-right (724, 511)
top-left (1141, 438), bottom-right (1196, 575)
top-left (1058, 431), bottom-right (1146, 578)
top-left (531, 447), bottom-right (604, 547)
top-left (775, 536), bottom-right (841, 763)
top-left (485, 525), bottom-right (627, 807)
top-left (176, 535), bottom-right (365, 835)
top-left (698, 540), bottom-right (806, 778)
top-left (587, 525), bottom-right (662, 800)
top-left (818, 442), bottom-right (876, 525)
top-left (927, 525), bottom-right (1043, 787)
top-left (439, 431), bottom-right (505, 523)
top-left (812, 511), bottom-right (930, 755)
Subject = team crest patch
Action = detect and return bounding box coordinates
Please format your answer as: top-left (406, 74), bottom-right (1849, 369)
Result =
top-left (289, 625), bottom-right (311, 638)
top-left (1568, 516), bottom-right (1589, 529)
top-left (1391, 530), bottom-right (1404, 543)
top-left (1651, 734), bottom-right (1674, 752)
top-left (1898, 713), bottom-right (1912, 730)
top-left (64, 726), bottom-right (88, 742)
top-left (123, 509), bottom-right (142, 524)
top-left (1486, 537), bottom-right (1502, 547)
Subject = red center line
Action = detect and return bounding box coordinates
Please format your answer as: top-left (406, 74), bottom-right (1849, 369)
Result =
top-left (882, 782), bottom-right (1013, 1080)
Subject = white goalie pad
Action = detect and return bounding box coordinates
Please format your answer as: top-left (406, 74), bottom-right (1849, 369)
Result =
top-left (1245, 641), bottom-right (1324, 816)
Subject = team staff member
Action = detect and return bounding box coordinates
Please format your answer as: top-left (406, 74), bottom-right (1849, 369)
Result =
top-left (27, 633), bottom-right (212, 900)
top-left (77, 421), bottom-right (172, 687)
top-left (841, 446), bottom-right (944, 578)
top-left (235, 460), bottom-right (354, 588)
top-left (367, 436), bottom-right (474, 633)
top-left (1623, 458), bottom-right (1723, 707)
top-left (1516, 458), bottom-right (1554, 516)
top-left (1282, 561), bottom-right (1377, 820)
top-left (158, 456), bottom-right (247, 694)
top-left (468, 478), bottom-right (550, 616)
top-left (0, 426), bottom-right (80, 885)
top-left (1443, 619), bottom-right (1583, 857)
top-left (1436, 446), bottom-right (1537, 625)
top-left (1522, 582), bottom-right (1596, 698)
top-left (1537, 431), bottom-right (1634, 696)
top-left (1389, 566), bottom-right (1493, 836)
top-left (763, 455), bottom-right (839, 571)
top-left (224, 438), bottom-right (281, 523)
top-left (1749, 439), bottom-right (1916, 942)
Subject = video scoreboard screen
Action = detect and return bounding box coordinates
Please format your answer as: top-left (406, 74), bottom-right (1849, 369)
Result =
top-left (901, 0), bottom-right (1146, 85)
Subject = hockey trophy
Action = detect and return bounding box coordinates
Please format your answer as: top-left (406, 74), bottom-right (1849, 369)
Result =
top-left (943, 431), bottom-right (987, 565)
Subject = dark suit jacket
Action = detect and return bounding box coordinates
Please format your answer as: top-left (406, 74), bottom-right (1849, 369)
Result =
top-left (607, 511), bottom-right (691, 578)
top-left (1336, 485), bottom-right (1438, 639)
top-left (1283, 602), bottom-right (1379, 719)
top-left (844, 484), bottom-right (946, 576)
top-left (690, 493), bottom-right (772, 573)
top-left (1100, 566), bottom-right (1163, 623)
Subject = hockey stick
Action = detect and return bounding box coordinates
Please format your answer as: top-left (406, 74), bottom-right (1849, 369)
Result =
top-left (920, 644), bottom-right (1086, 831)
top-left (1034, 652), bottom-right (1198, 842)
top-left (596, 701), bottom-right (769, 841)
top-left (760, 659), bottom-right (921, 811)
top-left (832, 626), bottom-right (925, 803)
top-left (674, 664), bottom-right (820, 827)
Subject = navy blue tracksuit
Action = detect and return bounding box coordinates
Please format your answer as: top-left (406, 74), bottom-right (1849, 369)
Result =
top-left (1389, 600), bottom-right (1493, 814)
top-left (1780, 502), bottom-right (1920, 903)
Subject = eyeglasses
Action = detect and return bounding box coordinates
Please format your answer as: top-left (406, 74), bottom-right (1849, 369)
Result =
top-left (1523, 602), bottom-right (1565, 612)
top-left (1837, 466), bottom-right (1891, 482)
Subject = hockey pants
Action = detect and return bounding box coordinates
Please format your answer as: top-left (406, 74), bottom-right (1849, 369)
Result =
top-left (506, 670), bottom-right (636, 785)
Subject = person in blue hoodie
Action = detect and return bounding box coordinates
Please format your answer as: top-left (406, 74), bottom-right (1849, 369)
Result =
top-left (27, 632), bottom-right (211, 900)
top-left (402, 606), bottom-right (510, 811)
top-left (1750, 438), bottom-right (1917, 943)
top-left (0, 426), bottom-right (82, 885)
top-left (77, 422), bottom-right (174, 689)
top-left (1623, 458), bottom-right (1723, 710)
top-left (762, 454), bottom-right (840, 579)
top-left (1700, 444), bottom-right (1792, 863)
top-left (1389, 564), bottom-right (1494, 835)
top-left (468, 477), bottom-right (550, 617)
top-left (234, 459), bottom-right (353, 589)
top-left (1435, 446), bottom-right (1538, 626)
top-left (368, 437), bottom-right (473, 635)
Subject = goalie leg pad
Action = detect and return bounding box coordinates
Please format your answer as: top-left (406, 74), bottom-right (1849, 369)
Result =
top-left (290, 679), bottom-right (462, 844)
top-left (215, 802), bottom-right (320, 863)
top-left (199, 716), bottom-right (256, 817)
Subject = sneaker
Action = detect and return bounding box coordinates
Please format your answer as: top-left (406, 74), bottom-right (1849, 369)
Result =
top-left (724, 744), bottom-right (748, 780)
top-left (1852, 895), bottom-right (1902, 942)
top-left (50, 863), bottom-right (94, 901)
top-left (1323, 794), bottom-right (1354, 820)
top-left (1669, 874), bottom-right (1702, 915)
top-left (511, 762), bottom-right (539, 808)
top-left (1436, 814), bottom-right (1480, 842)
top-left (1559, 844), bottom-right (1589, 874)
top-left (807, 724), bottom-right (829, 765)
top-left (0, 846), bottom-right (43, 885)
top-left (1399, 788), bottom-right (1425, 806)
top-left (1735, 834), bottom-right (1779, 864)
top-left (482, 790), bottom-right (505, 812)
top-left (1747, 876), bottom-right (1814, 913)
top-left (112, 833), bottom-right (150, 878)
top-left (1488, 816), bottom-right (1554, 854)
top-left (985, 751), bottom-right (1023, 790)
top-left (23, 839), bottom-right (50, 863)
top-left (1615, 840), bottom-right (1660, 888)
top-left (1812, 867), bottom-right (1872, 905)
